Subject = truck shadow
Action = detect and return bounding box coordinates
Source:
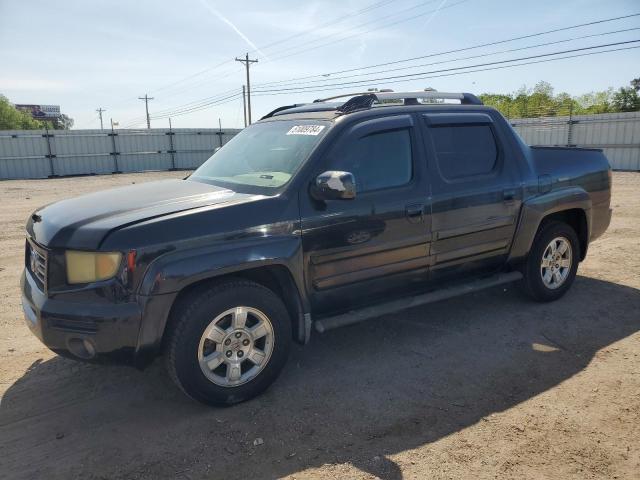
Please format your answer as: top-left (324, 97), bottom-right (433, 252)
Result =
top-left (1, 276), bottom-right (639, 480)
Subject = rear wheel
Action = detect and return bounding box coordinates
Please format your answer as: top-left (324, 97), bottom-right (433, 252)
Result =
top-left (165, 280), bottom-right (291, 406)
top-left (520, 221), bottom-right (580, 302)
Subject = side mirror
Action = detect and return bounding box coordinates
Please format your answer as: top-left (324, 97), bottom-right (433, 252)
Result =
top-left (310, 171), bottom-right (356, 201)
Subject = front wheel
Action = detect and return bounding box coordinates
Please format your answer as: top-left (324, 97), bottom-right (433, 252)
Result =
top-left (520, 221), bottom-right (580, 302)
top-left (165, 280), bottom-right (291, 406)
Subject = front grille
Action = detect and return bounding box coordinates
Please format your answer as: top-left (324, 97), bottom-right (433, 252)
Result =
top-left (26, 239), bottom-right (48, 291)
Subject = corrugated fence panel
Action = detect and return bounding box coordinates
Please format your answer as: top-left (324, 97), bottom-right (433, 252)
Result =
top-left (173, 130), bottom-right (225, 169)
top-left (174, 151), bottom-right (212, 169)
top-left (51, 130), bottom-right (114, 175)
top-left (511, 111), bottom-right (640, 170)
top-left (0, 130), bottom-right (51, 179)
top-left (2, 116), bottom-right (638, 179)
top-left (119, 152), bottom-right (173, 172)
top-left (0, 128), bottom-right (241, 179)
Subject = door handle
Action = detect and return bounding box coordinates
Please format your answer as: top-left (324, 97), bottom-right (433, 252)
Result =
top-left (503, 188), bottom-right (516, 203)
top-left (406, 204), bottom-right (424, 223)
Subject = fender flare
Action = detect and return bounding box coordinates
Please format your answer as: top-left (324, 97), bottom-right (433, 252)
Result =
top-left (508, 187), bottom-right (592, 262)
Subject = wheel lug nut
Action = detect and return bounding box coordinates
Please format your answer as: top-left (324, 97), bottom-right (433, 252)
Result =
top-left (242, 339), bottom-right (250, 346)
top-left (235, 332), bottom-right (242, 339)
top-left (225, 350), bottom-right (232, 357)
top-left (224, 339), bottom-right (231, 346)
top-left (237, 351), bottom-right (244, 358)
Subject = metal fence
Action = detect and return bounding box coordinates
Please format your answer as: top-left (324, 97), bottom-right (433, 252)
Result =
top-left (1, 111), bottom-right (639, 179)
top-left (0, 127), bottom-right (241, 179)
top-left (510, 111), bottom-right (640, 171)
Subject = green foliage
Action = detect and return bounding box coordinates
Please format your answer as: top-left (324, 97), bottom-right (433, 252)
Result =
top-left (479, 80), bottom-right (639, 118)
top-left (612, 87), bottom-right (640, 112)
top-left (0, 95), bottom-right (50, 130)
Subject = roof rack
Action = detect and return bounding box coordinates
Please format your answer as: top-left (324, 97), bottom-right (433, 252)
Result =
top-left (261, 91), bottom-right (483, 119)
top-left (260, 104), bottom-right (306, 120)
top-left (329, 91), bottom-right (483, 113)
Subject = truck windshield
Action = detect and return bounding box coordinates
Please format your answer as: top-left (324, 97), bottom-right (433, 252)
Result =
top-left (190, 120), bottom-right (330, 191)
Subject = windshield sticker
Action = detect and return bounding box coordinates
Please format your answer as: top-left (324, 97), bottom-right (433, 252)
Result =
top-left (286, 125), bottom-right (325, 136)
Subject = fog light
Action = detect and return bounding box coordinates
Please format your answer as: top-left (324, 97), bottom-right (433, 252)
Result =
top-left (67, 337), bottom-right (96, 359)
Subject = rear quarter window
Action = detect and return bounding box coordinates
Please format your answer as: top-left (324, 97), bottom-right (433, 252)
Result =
top-left (430, 125), bottom-right (498, 180)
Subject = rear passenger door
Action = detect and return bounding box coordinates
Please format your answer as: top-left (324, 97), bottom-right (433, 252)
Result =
top-left (300, 114), bottom-right (432, 314)
top-left (421, 112), bottom-right (522, 277)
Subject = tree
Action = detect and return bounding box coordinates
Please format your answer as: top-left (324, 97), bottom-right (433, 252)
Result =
top-left (53, 114), bottom-right (74, 130)
top-left (574, 89), bottom-right (614, 114)
top-left (479, 82), bottom-right (640, 118)
top-left (612, 87), bottom-right (640, 112)
top-left (0, 95), bottom-right (49, 130)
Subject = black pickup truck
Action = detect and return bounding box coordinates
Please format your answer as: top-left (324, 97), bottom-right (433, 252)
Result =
top-left (21, 91), bottom-right (612, 405)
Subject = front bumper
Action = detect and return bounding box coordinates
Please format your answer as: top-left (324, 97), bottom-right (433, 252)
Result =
top-left (21, 269), bottom-right (143, 365)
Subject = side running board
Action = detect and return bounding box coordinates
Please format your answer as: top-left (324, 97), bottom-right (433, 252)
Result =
top-left (314, 271), bottom-right (523, 333)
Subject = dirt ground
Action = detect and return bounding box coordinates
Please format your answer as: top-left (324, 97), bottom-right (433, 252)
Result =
top-left (0, 171), bottom-right (638, 480)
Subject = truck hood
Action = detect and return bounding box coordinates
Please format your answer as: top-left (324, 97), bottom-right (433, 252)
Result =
top-left (27, 179), bottom-right (259, 249)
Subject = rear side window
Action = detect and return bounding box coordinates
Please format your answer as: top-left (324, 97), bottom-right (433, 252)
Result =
top-left (430, 125), bottom-right (498, 179)
top-left (335, 129), bottom-right (412, 192)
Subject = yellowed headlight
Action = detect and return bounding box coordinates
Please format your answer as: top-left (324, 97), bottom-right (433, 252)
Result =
top-left (65, 251), bottom-right (122, 284)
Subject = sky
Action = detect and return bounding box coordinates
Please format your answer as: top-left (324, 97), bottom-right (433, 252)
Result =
top-left (1, 0), bottom-right (638, 129)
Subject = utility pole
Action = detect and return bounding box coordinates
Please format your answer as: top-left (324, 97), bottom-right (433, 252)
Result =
top-left (138, 94), bottom-right (154, 129)
top-left (241, 85), bottom-right (247, 127)
top-left (235, 53), bottom-right (258, 124)
top-left (96, 108), bottom-right (106, 130)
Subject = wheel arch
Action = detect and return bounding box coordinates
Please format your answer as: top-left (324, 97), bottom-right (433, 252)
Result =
top-left (538, 209), bottom-right (588, 260)
top-left (508, 187), bottom-right (592, 263)
top-left (160, 265), bottom-right (309, 353)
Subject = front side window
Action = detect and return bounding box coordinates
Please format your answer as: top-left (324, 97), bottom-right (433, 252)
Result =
top-left (430, 125), bottom-right (498, 180)
top-left (191, 120), bottom-right (330, 191)
top-left (333, 129), bottom-right (413, 193)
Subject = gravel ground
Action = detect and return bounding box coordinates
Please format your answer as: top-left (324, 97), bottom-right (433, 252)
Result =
top-left (0, 171), bottom-right (638, 480)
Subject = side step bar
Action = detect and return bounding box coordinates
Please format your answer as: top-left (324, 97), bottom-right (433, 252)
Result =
top-left (314, 271), bottom-right (523, 333)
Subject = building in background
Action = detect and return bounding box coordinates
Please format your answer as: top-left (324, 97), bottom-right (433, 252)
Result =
top-left (14, 104), bottom-right (62, 120)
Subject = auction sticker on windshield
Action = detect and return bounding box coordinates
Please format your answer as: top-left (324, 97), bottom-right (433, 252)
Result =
top-left (286, 125), bottom-right (326, 136)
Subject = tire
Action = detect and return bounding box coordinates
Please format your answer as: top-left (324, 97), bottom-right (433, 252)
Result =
top-left (520, 221), bottom-right (580, 302)
top-left (165, 279), bottom-right (291, 406)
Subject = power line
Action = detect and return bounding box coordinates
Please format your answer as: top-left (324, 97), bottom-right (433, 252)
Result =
top-left (146, 86), bottom-right (241, 116)
top-left (252, 40), bottom-right (640, 94)
top-left (255, 28), bottom-right (640, 90)
top-left (126, 32), bottom-right (640, 125)
top-left (255, 12), bottom-right (640, 88)
top-left (149, 91), bottom-right (243, 120)
top-left (119, 12), bottom-right (640, 125)
top-left (138, 94), bottom-right (154, 129)
top-left (131, 44), bottom-right (640, 124)
top-left (235, 54), bottom-right (258, 124)
top-left (121, 87), bottom-right (243, 127)
top-left (251, 44), bottom-right (640, 98)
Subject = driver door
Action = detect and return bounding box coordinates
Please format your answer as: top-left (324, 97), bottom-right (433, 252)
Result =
top-left (299, 114), bottom-right (433, 315)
